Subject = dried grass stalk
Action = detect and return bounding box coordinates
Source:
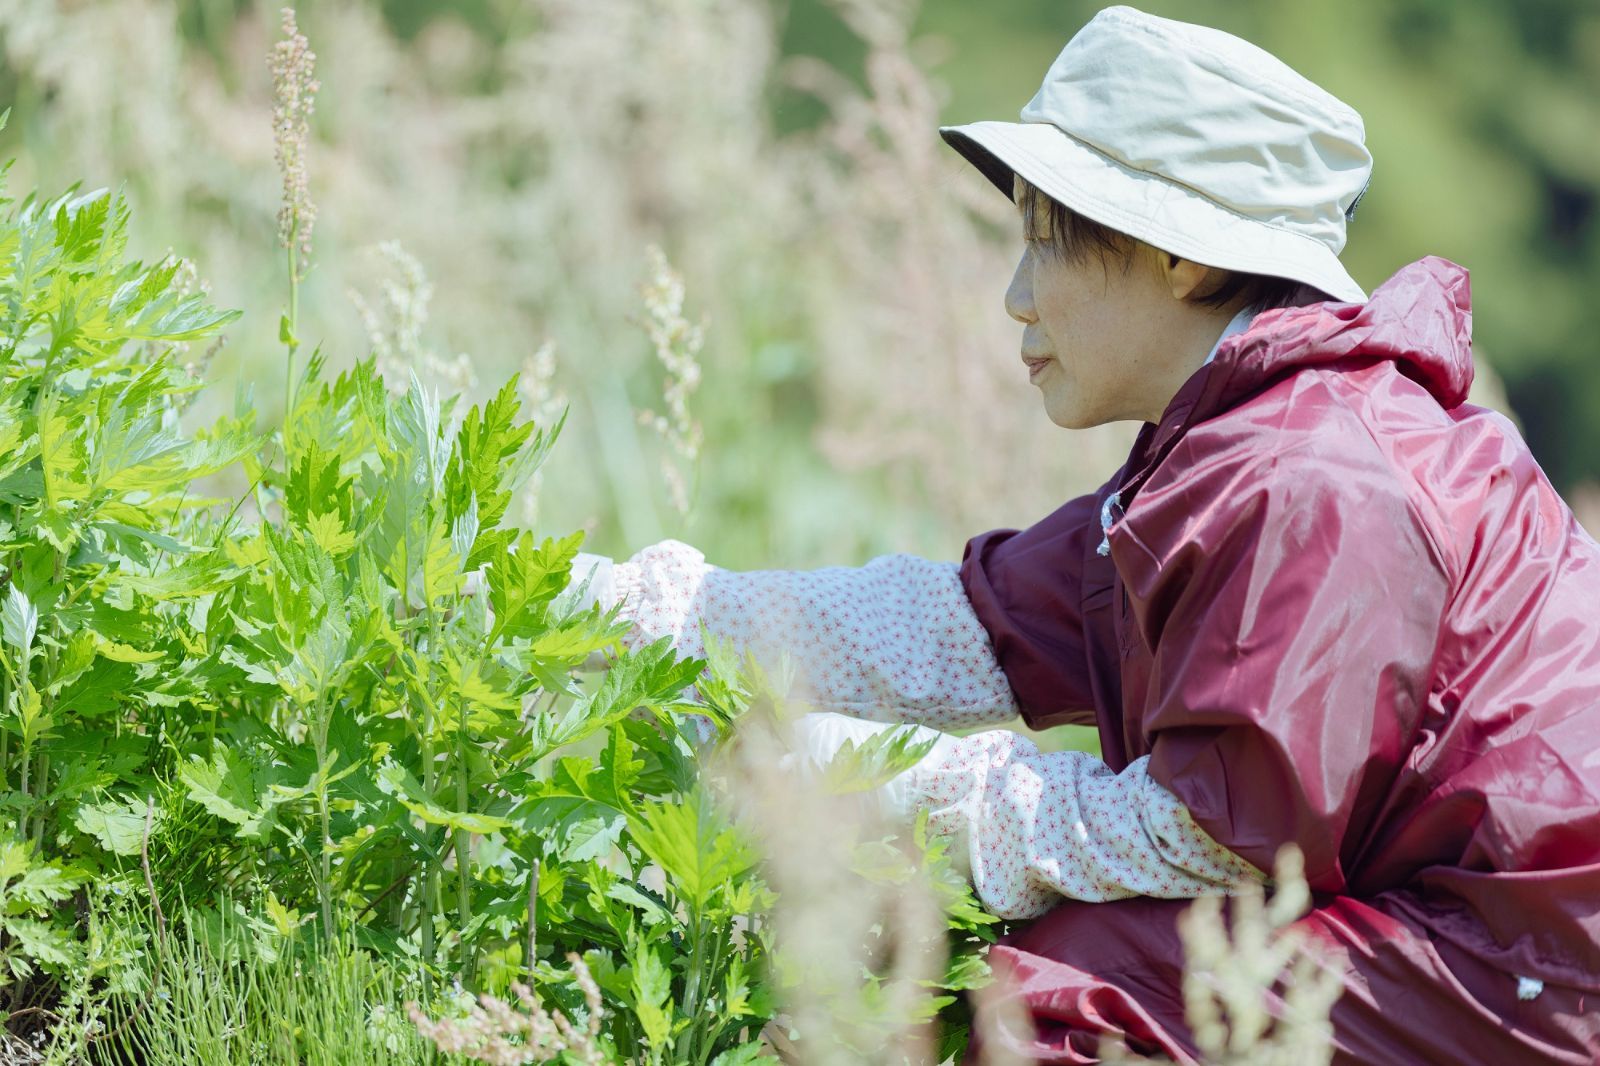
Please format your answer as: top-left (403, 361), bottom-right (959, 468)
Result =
top-left (407, 952), bottom-right (607, 1065)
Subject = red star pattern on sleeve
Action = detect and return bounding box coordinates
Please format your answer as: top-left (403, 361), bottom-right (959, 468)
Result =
top-left (609, 539), bottom-right (1262, 920)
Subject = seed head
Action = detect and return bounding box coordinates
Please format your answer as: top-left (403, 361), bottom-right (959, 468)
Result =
top-left (406, 953), bottom-right (607, 1064)
top-left (518, 339), bottom-right (567, 527)
top-left (269, 7), bottom-right (320, 273)
top-left (636, 244), bottom-right (705, 516)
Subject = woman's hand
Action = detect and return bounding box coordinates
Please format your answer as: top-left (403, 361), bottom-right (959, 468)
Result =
top-left (782, 712), bottom-right (961, 819)
top-left (565, 552), bottom-right (617, 613)
top-left (561, 551), bottom-right (635, 672)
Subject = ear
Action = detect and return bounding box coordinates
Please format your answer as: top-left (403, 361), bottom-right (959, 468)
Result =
top-left (1162, 253), bottom-right (1216, 301)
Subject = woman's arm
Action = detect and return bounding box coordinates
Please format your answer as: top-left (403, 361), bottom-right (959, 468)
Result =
top-left (960, 474), bottom-right (1127, 730)
top-left (910, 730), bottom-right (1263, 919)
top-left (610, 539), bottom-right (1020, 730)
top-left (1125, 419), bottom-right (1451, 892)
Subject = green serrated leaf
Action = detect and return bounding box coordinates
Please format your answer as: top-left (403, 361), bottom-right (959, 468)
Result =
top-left (72, 795), bottom-right (156, 856)
top-left (521, 777), bottom-right (627, 863)
top-left (630, 935), bottom-right (674, 1048)
top-left (709, 1043), bottom-right (768, 1066)
top-left (178, 746), bottom-right (283, 840)
top-left (5, 918), bottom-right (76, 971)
top-left (628, 790), bottom-right (756, 911)
top-left (375, 762), bottom-right (511, 834)
top-left (0, 840), bottom-right (84, 906)
top-left (486, 530), bottom-right (584, 643)
top-left (54, 659), bottom-right (136, 718)
top-left (306, 510), bottom-right (357, 557)
top-left (264, 890), bottom-right (307, 938)
top-left (37, 394), bottom-right (88, 510)
top-left (446, 377), bottom-right (536, 529)
top-left (600, 725), bottom-right (645, 804)
top-left (1, 585), bottom-right (38, 658)
top-left (442, 652), bottom-right (519, 713)
top-left (819, 724), bottom-right (939, 796)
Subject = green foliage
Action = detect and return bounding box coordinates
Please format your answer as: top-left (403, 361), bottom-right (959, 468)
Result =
top-left (105, 905), bottom-right (438, 1066)
top-left (0, 139), bottom-right (701, 1044)
top-left (0, 164), bottom-right (251, 996)
top-left (0, 839), bottom-right (84, 984)
top-left (0, 131), bottom-right (995, 1060)
top-left (818, 722), bottom-right (939, 796)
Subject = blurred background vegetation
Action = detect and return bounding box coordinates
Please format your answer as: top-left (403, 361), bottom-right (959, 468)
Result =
top-left (2, 0), bottom-right (1597, 572)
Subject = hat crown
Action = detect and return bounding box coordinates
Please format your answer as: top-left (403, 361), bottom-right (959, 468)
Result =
top-left (1020, 6), bottom-right (1371, 254)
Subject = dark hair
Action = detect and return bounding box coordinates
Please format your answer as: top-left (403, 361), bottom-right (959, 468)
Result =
top-left (1016, 177), bottom-right (1315, 313)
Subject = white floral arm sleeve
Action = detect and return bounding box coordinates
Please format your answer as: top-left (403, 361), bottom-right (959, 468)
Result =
top-left (607, 541), bottom-right (1254, 919)
top-left (610, 539), bottom-right (1019, 730)
top-left (909, 733), bottom-right (1265, 920)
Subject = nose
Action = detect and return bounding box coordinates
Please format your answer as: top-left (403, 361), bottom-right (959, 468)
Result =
top-left (1005, 250), bottom-right (1036, 325)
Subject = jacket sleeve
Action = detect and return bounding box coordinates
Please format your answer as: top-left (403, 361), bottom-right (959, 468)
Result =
top-left (909, 731), bottom-right (1264, 919)
top-left (1124, 430), bottom-right (1452, 891)
top-left (960, 472), bottom-right (1125, 730)
top-left (612, 540), bottom-right (1020, 730)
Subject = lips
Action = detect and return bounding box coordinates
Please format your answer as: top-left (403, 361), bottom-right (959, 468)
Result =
top-left (1022, 354), bottom-right (1054, 375)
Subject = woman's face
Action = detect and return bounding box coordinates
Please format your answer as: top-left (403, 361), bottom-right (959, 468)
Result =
top-left (1005, 176), bottom-right (1222, 429)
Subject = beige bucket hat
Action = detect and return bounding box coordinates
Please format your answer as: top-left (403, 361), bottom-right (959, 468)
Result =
top-left (940, 5), bottom-right (1372, 304)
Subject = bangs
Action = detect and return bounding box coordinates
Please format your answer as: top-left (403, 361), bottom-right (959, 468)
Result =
top-left (1014, 177), bottom-right (1317, 312)
top-left (1016, 178), bottom-right (1135, 273)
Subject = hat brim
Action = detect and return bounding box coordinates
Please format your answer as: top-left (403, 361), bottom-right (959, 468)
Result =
top-left (940, 120), bottom-right (1368, 305)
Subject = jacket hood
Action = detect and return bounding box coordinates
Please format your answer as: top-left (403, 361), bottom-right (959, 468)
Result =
top-left (1198, 255), bottom-right (1475, 422)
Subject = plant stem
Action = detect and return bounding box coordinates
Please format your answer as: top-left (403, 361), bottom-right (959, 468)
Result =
top-left (419, 689), bottom-right (439, 978)
top-left (453, 691), bottom-right (474, 943)
top-left (354, 864), bottom-right (416, 922)
top-left (283, 226), bottom-right (300, 452)
top-left (31, 752), bottom-right (46, 849)
top-left (686, 911), bottom-right (729, 1066)
top-left (18, 741), bottom-right (30, 841)
top-left (33, 552), bottom-right (58, 852)
top-left (311, 690), bottom-right (334, 942)
top-left (694, 926), bottom-right (730, 1063)
top-left (525, 855), bottom-right (540, 983)
top-left (1, 674), bottom-right (9, 794)
top-left (682, 914), bottom-right (706, 1043)
top-left (396, 594), bottom-right (438, 992)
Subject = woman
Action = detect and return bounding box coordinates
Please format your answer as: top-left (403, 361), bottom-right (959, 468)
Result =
top-left (579, 7), bottom-right (1600, 1062)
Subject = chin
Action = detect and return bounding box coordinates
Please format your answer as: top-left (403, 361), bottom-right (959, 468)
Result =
top-left (1044, 401), bottom-right (1094, 430)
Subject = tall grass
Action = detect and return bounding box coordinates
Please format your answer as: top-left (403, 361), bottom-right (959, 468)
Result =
top-left (0, 0), bottom-right (1136, 571)
top-left (103, 907), bottom-right (437, 1066)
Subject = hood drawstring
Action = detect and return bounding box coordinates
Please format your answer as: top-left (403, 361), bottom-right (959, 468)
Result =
top-left (1097, 491), bottom-right (1124, 557)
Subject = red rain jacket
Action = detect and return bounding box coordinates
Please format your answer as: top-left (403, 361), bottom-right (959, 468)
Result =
top-left (961, 257), bottom-right (1600, 1063)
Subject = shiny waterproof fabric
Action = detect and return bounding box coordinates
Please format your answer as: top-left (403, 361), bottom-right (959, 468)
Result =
top-left (959, 257), bottom-right (1600, 1062)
